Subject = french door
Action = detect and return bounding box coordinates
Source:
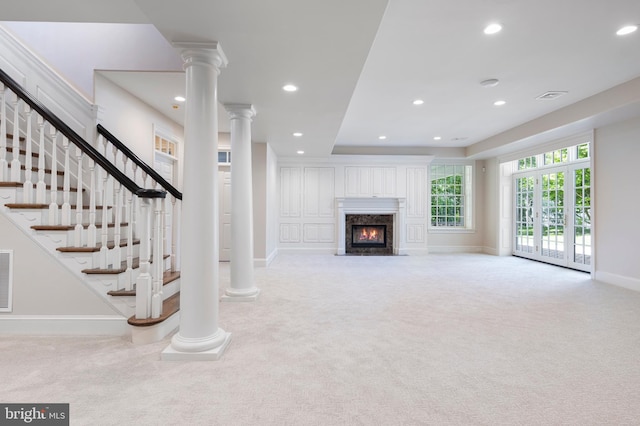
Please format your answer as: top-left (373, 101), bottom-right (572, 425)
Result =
top-left (513, 162), bottom-right (591, 271)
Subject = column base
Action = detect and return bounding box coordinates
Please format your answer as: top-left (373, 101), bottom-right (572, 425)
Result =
top-left (221, 287), bottom-right (261, 302)
top-left (161, 330), bottom-right (232, 361)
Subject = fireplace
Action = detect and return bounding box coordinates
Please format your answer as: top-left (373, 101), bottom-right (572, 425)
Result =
top-left (336, 197), bottom-right (406, 256)
top-left (352, 225), bottom-right (386, 247)
top-left (345, 214), bottom-right (393, 255)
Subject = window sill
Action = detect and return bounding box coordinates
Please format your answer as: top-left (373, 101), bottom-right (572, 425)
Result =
top-left (428, 228), bottom-right (476, 234)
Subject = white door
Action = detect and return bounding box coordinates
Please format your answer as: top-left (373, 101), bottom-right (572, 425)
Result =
top-left (154, 152), bottom-right (176, 185)
top-left (513, 163), bottom-right (591, 272)
top-left (218, 169), bottom-right (232, 262)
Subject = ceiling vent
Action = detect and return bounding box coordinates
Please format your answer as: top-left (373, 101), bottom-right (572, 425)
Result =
top-left (536, 91), bottom-right (568, 100)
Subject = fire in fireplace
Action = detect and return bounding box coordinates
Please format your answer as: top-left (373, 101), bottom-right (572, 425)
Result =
top-left (345, 214), bottom-right (393, 255)
top-left (352, 225), bottom-right (386, 247)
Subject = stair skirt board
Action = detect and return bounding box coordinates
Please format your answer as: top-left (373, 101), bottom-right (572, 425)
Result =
top-left (0, 315), bottom-right (129, 336)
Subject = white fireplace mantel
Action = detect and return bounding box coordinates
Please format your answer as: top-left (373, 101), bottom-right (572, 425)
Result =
top-left (336, 197), bottom-right (406, 255)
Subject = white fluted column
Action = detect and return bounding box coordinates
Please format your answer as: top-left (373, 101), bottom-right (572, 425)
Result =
top-left (163, 42), bottom-right (231, 361)
top-left (222, 104), bottom-right (260, 302)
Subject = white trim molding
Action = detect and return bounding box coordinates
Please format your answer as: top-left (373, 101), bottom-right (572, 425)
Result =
top-left (595, 271), bottom-right (640, 293)
top-left (0, 315), bottom-right (128, 336)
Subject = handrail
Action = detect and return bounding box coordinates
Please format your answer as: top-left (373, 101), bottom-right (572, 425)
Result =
top-left (0, 68), bottom-right (165, 199)
top-left (97, 124), bottom-right (182, 200)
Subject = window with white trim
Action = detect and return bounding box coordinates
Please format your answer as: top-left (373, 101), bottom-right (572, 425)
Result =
top-left (429, 164), bottom-right (473, 229)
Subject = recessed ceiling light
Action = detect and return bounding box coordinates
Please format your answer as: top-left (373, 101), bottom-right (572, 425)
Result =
top-left (494, 100), bottom-right (506, 106)
top-left (433, 136), bottom-right (442, 141)
top-left (617, 25), bottom-right (638, 36)
top-left (282, 84), bottom-right (298, 92)
top-left (293, 132), bottom-right (303, 137)
top-left (378, 135), bottom-right (387, 140)
top-left (484, 23), bottom-right (502, 35)
top-left (297, 150), bottom-right (305, 155)
top-left (413, 99), bottom-right (424, 105)
top-left (174, 96), bottom-right (186, 102)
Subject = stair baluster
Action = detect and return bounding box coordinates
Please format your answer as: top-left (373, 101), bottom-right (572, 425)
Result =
top-left (125, 187), bottom-right (134, 290)
top-left (48, 126), bottom-right (59, 225)
top-left (10, 95), bottom-right (21, 182)
top-left (112, 181), bottom-right (123, 272)
top-left (131, 163), bottom-right (139, 238)
top-left (73, 145), bottom-right (84, 247)
top-left (171, 196), bottom-right (180, 272)
top-left (98, 134), bottom-right (111, 268)
top-left (99, 172), bottom-right (110, 269)
top-left (35, 115), bottom-right (46, 203)
top-left (0, 84), bottom-right (6, 181)
top-left (23, 105), bottom-right (33, 203)
top-left (61, 136), bottom-right (71, 226)
top-left (87, 158), bottom-right (97, 247)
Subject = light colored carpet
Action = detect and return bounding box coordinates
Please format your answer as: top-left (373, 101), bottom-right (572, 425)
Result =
top-left (2, 253), bottom-right (640, 425)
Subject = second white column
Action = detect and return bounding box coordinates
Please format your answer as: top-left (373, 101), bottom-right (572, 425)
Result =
top-left (223, 104), bottom-right (260, 301)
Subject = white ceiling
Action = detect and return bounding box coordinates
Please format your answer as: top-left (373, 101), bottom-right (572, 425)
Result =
top-left (3, 0), bottom-right (640, 159)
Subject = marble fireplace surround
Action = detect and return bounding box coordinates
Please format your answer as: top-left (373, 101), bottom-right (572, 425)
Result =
top-left (336, 197), bottom-right (406, 255)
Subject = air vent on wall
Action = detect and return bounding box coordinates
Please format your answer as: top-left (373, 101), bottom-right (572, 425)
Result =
top-left (0, 250), bottom-right (13, 312)
top-left (536, 91), bottom-right (568, 100)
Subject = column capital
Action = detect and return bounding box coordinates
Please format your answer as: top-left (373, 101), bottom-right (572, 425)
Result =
top-left (172, 41), bottom-right (228, 71)
top-left (224, 103), bottom-right (256, 120)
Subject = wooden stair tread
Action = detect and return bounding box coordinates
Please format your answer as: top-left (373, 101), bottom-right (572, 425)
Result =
top-left (56, 238), bottom-right (140, 252)
top-left (127, 292), bottom-right (180, 327)
top-left (82, 254), bottom-right (169, 274)
top-left (5, 202), bottom-right (48, 209)
top-left (32, 222), bottom-right (129, 231)
top-left (107, 271), bottom-right (180, 296)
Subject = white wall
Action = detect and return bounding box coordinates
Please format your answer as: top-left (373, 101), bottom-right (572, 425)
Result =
top-left (1, 22), bottom-right (182, 101)
top-left (265, 144), bottom-right (279, 263)
top-left (0, 213), bottom-right (117, 316)
top-left (252, 143), bottom-right (268, 263)
top-left (94, 73), bottom-right (184, 189)
top-left (594, 116), bottom-right (640, 290)
top-left (482, 158), bottom-right (499, 255)
top-left (276, 155), bottom-right (487, 255)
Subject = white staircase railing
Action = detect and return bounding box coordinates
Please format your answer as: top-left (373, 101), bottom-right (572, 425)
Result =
top-left (0, 68), bottom-right (181, 321)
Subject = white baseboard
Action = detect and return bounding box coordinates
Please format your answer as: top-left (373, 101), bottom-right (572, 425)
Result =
top-left (427, 246), bottom-right (485, 254)
top-left (483, 246), bottom-right (499, 256)
top-left (595, 271), bottom-right (640, 293)
top-left (254, 248), bottom-right (278, 267)
top-left (277, 247), bottom-right (336, 255)
top-left (0, 315), bottom-right (128, 336)
top-left (400, 248), bottom-right (429, 256)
